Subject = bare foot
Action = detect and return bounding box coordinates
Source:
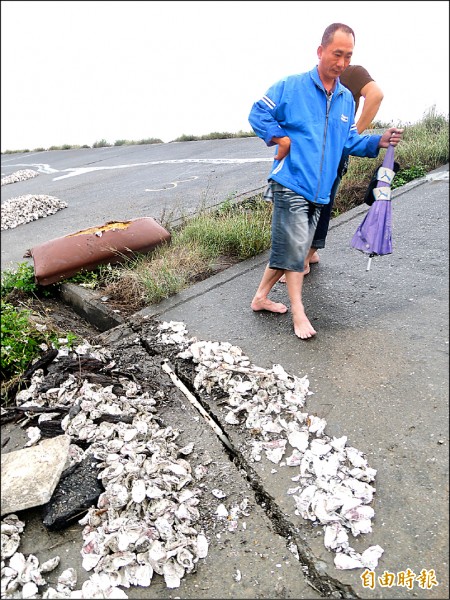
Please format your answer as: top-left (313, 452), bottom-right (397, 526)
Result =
top-left (293, 315), bottom-right (317, 339)
top-left (278, 264), bottom-right (310, 284)
top-left (309, 251), bottom-right (320, 264)
top-left (251, 298), bottom-right (288, 313)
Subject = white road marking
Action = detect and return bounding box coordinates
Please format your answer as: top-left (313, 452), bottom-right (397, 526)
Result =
top-left (145, 176), bottom-right (199, 192)
top-left (4, 158), bottom-right (273, 182)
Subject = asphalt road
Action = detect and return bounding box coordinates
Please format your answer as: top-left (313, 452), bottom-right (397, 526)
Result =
top-left (1, 138), bottom-right (273, 271)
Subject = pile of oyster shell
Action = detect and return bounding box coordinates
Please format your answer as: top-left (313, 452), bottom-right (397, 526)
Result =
top-left (1, 195), bottom-right (68, 230)
top-left (161, 321), bottom-right (384, 571)
top-left (1, 170), bottom-right (39, 186)
top-left (1, 169), bottom-right (67, 231)
top-left (1, 320), bottom-right (385, 598)
top-left (3, 360), bottom-right (209, 597)
top-left (1, 514), bottom-right (77, 599)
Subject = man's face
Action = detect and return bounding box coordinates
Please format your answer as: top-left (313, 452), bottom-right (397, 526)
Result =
top-left (317, 31), bottom-right (354, 82)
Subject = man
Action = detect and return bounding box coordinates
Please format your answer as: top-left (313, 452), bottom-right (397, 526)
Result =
top-left (308, 65), bottom-right (384, 269)
top-left (278, 65), bottom-right (384, 280)
top-left (248, 23), bottom-right (403, 339)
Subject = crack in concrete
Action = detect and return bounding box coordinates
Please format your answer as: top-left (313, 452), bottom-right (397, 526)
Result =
top-left (139, 333), bottom-right (360, 599)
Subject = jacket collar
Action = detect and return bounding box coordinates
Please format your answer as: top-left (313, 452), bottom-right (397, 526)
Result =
top-left (311, 66), bottom-right (345, 96)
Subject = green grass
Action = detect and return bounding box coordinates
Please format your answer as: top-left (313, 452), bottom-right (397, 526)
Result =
top-left (172, 130), bottom-right (256, 142)
top-left (91, 198), bottom-right (273, 311)
top-left (175, 198), bottom-right (272, 260)
top-left (1, 262), bottom-right (38, 296)
top-left (1, 131), bottom-right (253, 153)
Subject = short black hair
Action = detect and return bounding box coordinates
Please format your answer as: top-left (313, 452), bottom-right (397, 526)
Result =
top-left (321, 23), bottom-right (355, 47)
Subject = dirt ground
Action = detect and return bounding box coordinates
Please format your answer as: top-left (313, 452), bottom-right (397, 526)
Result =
top-left (37, 295), bottom-right (103, 340)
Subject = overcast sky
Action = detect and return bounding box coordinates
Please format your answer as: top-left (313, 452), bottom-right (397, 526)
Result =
top-left (1, 0), bottom-right (449, 152)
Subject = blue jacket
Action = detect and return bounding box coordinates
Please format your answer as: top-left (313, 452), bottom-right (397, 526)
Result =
top-left (248, 66), bottom-right (381, 204)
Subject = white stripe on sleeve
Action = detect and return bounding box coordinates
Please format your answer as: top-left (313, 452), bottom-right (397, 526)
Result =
top-left (261, 95), bottom-right (276, 109)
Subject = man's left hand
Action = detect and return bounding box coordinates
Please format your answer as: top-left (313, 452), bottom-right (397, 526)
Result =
top-left (379, 127), bottom-right (404, 147)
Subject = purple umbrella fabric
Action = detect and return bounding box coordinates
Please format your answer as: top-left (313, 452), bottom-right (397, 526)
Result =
top-left (351, 144), bottom-right (396, 270)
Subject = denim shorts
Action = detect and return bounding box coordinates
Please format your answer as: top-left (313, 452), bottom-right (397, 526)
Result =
top-left (268, 181), bottom-right (322, 272)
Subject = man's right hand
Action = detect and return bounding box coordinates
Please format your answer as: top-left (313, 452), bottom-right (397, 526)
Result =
top-left (272, 136), bottom-right (291, 160)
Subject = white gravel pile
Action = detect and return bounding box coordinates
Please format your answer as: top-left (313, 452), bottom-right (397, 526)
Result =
top-left (1, 194), bottom-right (68, 230)
top-left (1, 169), bottom-right (39, 186)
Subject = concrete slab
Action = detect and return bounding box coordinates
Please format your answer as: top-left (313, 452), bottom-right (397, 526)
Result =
top-left (136, 167), bottom-right (449, 599)
top-left (1, 435), bottom-right (71, 516)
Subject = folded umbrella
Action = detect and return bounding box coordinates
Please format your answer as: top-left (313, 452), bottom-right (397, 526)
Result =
top-left (351, 144), bottom-right (396, 270)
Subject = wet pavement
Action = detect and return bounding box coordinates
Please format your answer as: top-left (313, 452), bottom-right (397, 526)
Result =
top-left (1, 165), bottom-right (448, 599)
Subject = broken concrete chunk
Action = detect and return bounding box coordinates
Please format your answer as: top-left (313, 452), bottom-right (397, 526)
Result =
top-left (1, 435), bottom-right (71, 516)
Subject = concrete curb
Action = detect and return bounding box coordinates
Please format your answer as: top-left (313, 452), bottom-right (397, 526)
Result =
top-left (59, 282), bottom-right (125, 332)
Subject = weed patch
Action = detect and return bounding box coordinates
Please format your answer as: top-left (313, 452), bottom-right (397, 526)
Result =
top-left (1, 266), bottom-right (81, 402)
